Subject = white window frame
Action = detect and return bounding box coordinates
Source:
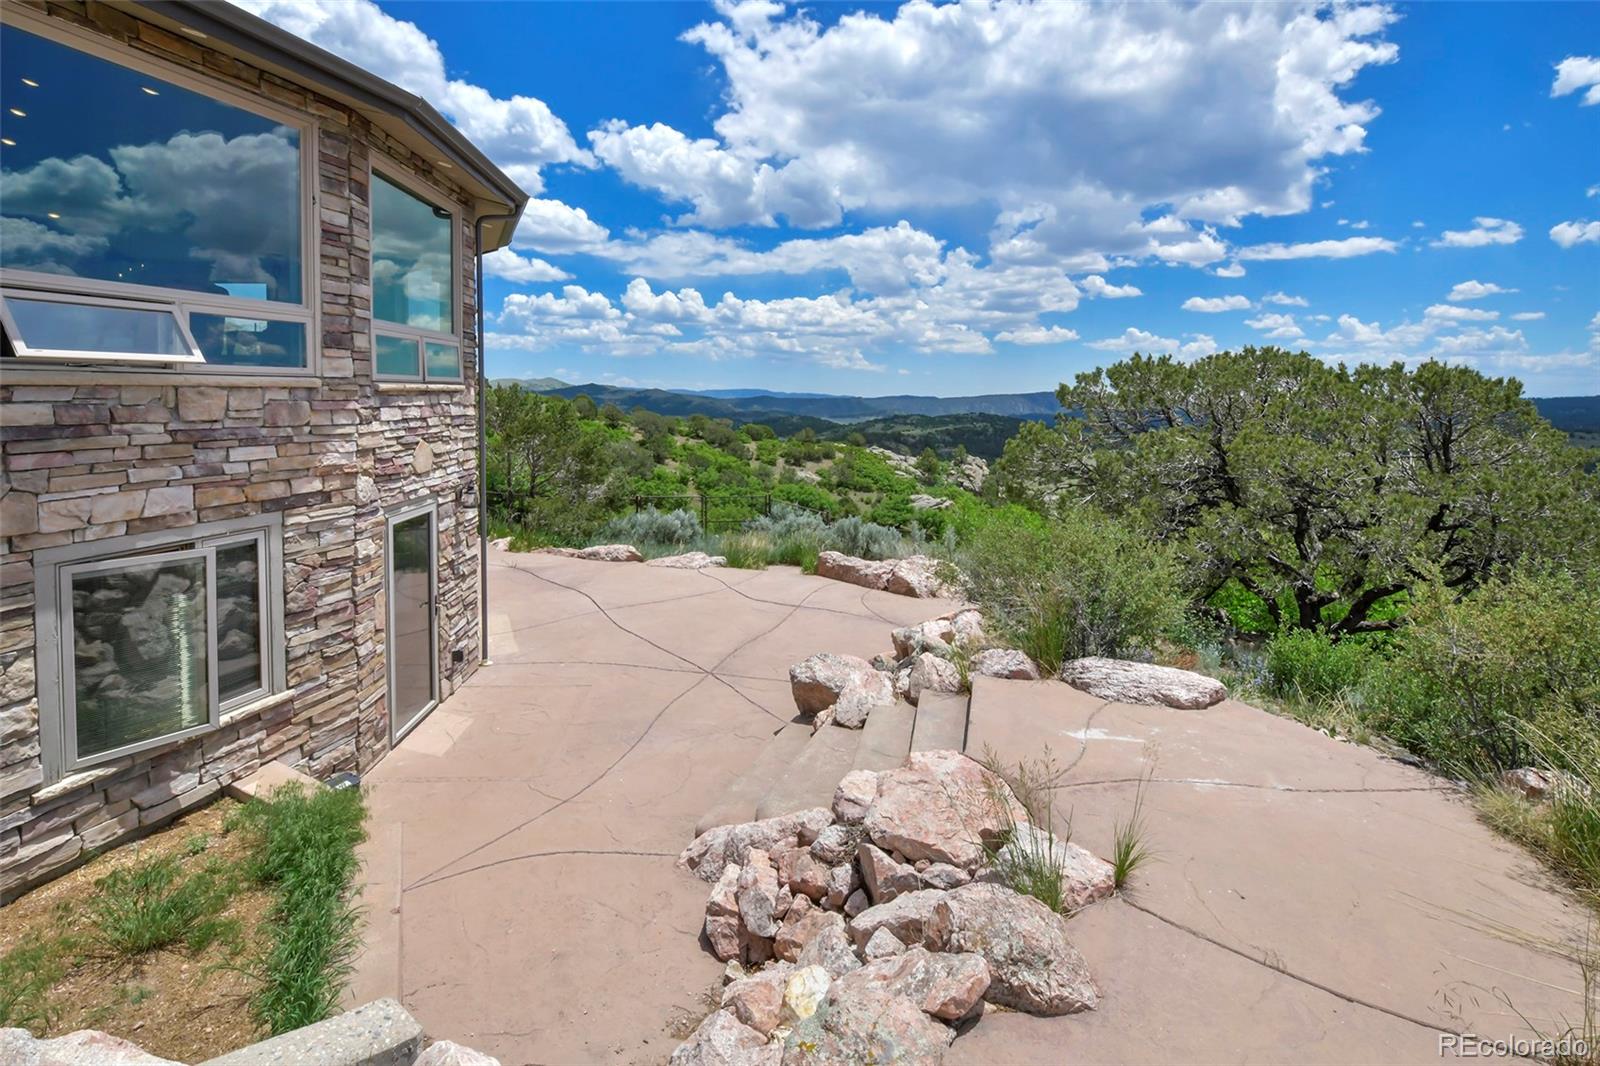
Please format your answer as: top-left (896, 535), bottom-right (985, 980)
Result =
top-left (33, 514), bottom-right (287, 782)
top-left (0, 286), bottom-right (205, 365)
top-left (0, 8), bottom-right (320, 376)
top-left (370, 162), bottom-right (463, 384)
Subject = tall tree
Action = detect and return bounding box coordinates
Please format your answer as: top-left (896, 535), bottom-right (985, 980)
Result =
top-left (999, 348), bottom-right (1599, 635)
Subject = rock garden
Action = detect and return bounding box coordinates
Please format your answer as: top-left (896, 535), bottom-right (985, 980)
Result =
top-left (667, 591), bottom-right (1230, 1064)
top-left (671, 747), bottom-right (1109, 1065)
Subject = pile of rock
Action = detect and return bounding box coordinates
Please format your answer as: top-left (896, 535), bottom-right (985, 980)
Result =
top-left (673, 750), bottom-right (1110, 1064)
top-left (814, 551), bottom-right (956, 599)
top-left (788, 609), bottom-right (1042, 730)
top-left (949, 455), bottom-right (989, 494)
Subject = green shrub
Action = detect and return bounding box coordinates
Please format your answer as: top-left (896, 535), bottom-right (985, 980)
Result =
top-left (959, 505), bottom-right (1186, 673)
top-left (231, 784), bottom-right (367, 1035)
top-left (596, 507), bottom-right (703, 548)
top-left (89, 854), bottom-right (233, 957)
top-left (823, 516), bottom-right (905, 560)
top-left (1264, 629), bottom-right (1379, 703)
top-left (1365, 565), bottom-right (1600, 774)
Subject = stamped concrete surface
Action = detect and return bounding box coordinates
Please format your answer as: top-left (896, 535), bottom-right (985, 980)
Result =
top-left (351, 551), bottom-right (1590, 1065)
top-left (349, 548), bottom-right (954, 1064)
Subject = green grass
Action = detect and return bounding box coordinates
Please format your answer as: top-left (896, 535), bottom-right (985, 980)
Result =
top-left (0, 935), bottom-right (69, 1030)
top-left (88, 854), bottom-right (235, 958)
top-left (1111, 766), bottom-right (1155, 891)
top-left (978, 746), bottom-right (1077, 913)
top-left (228, 784), bottom-right (367, 1036)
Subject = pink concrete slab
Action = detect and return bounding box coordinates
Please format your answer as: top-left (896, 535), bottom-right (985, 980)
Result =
top-left (967, 676), bottom-right (1589, 1049)
top-left (355, 557), bottom-right (1590, 1063)
top-left (949, 896), bottom-right (1441, 1065)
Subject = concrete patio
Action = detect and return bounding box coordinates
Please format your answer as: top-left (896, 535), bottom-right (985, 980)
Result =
top-left (349, 549), bottom-right (1590, 1065)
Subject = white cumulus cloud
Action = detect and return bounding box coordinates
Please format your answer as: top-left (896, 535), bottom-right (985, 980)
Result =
top-left (1550, 220), bottom-right (1600, 248)
top-left (1447, 280), bottom-right (1516, 301)
top-left (1432, 217), bottom-right (1523, 248)
top-left (1237, 236), bottom-right (1398, 260)
top-left (1182, 295), bottom-right (1252, 313)
top-left (1552, 56), bottom-right (1600, 106)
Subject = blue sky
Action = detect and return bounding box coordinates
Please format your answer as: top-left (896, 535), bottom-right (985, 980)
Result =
top-left (248, 1), bottom-right (1599, 396)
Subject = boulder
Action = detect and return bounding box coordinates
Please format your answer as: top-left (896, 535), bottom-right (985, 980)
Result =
top-left (722, 963), bottom-right (796, 1035)
top-left (670, 1010), bottom-right (780, 1066)
top-left (825, 863), bottom-right (859, 910)
top-left (890, 619), bottom-right (955, 660)
top-left (775, 907), bottom-right (838, 963)
top-left (781, 988), bottom-right (954, 1065)
top-left (1060, 657), bottom-right (1226, 709)
top-left (995, 824), bottom-right (1116, 911)
top-left (0, 1029), bottom-right (182, 1065)
top-left (647, 552), bottom-right (728, 569)
top-left (706, 915), bottom-right (744, 962)
top-left (843, 889), bottom-right (870, 918)
top-left (832, 770), bottom-right (879, 825)
top-left (950, 455), bottom-right (989, 494)
top-left (943, 609), bottom-right (986, 647)
top-left (787, 851), bottom-right (832, 902)
top-left (681, 808), bottom-right (835, 883)
top-left (738, 851), bottom-right (783, 939)
top-left (789, 654), bottom-right (894, 728)
top-left (538, 544), bottom-right (643, 562)
top-left (833, 946), bottom-right (991, 1022)
top-left (864, 750), bottom-right (1023, 869)
top-left (906, 653), bottom-right (962, 705)
top-left (925, 883), bottom-right (1098, 1015)
top-left (885, 556), bottom-right (954, 599)
top-left (809, 824), bottom-right (856, 866)
top-left (708, 864), bottom-right (742, 918)
top-left (815, 551), bottom-right (893, 591)
top-left (415, 1041), bottom-right (501, 1066)
top-left (783, 966), bottom-right (833, 1023)
top-left (847, 889), bottom-right (949, 949)
top-left (970, 648), bottom-right (1039, 681)
top-left (795, 912), bottom-right (863, 978)
top-left (488, 536), bottom-right (513, 551)
top-left (858, 842), bottom-right (921, 905)
top-left (909, 494), bottom-right (953, 511)
top-left (919, 863), bottom-right (971, 891)
top-left (863, 927), bottom-right (907, 960)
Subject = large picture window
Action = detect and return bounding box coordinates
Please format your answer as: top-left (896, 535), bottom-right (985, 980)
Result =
top-left (35, 517), bottom-right (285, 779)
top-left (373, 169), bottom-right (461, 381)
top-left (0, 22), bottom-right (311, 369)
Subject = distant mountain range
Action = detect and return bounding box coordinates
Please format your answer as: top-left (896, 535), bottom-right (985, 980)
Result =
top-left (489, 378), bottom-right (1060, 422)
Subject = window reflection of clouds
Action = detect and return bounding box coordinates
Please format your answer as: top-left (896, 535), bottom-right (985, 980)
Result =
top-left (0, 26), bottom-right (301, 303)
top-left (372, 173), bottom-right (453, 334)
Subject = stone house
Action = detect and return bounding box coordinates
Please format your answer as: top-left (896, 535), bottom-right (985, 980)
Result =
top-left (0, 0), bottom-right (527, 899)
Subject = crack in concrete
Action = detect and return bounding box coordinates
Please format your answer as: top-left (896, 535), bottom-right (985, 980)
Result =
top-left (403, 670), bottom-right (707, 892)
top-left (1056, 776), bottom-right (1453, 795)
top-left (408, 848), bottom-right (677, 891)
top-left (1118, 896), bottom-right (1465, 1039)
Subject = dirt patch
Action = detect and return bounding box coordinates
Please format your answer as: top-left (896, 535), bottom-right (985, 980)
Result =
top-left (0, 799), bottom-right (273, 1062)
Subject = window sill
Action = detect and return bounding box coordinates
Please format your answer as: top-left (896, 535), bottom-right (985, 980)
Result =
top-left (376, 381), bottom-right (468, 393)
top-left (1, 367), bottom-right (318, 388)
top-left (37, 690), bottom-right (294, 800)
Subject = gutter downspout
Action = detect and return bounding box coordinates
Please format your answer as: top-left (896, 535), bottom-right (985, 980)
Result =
top-left (474, 210), bottom-right (518, 667)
